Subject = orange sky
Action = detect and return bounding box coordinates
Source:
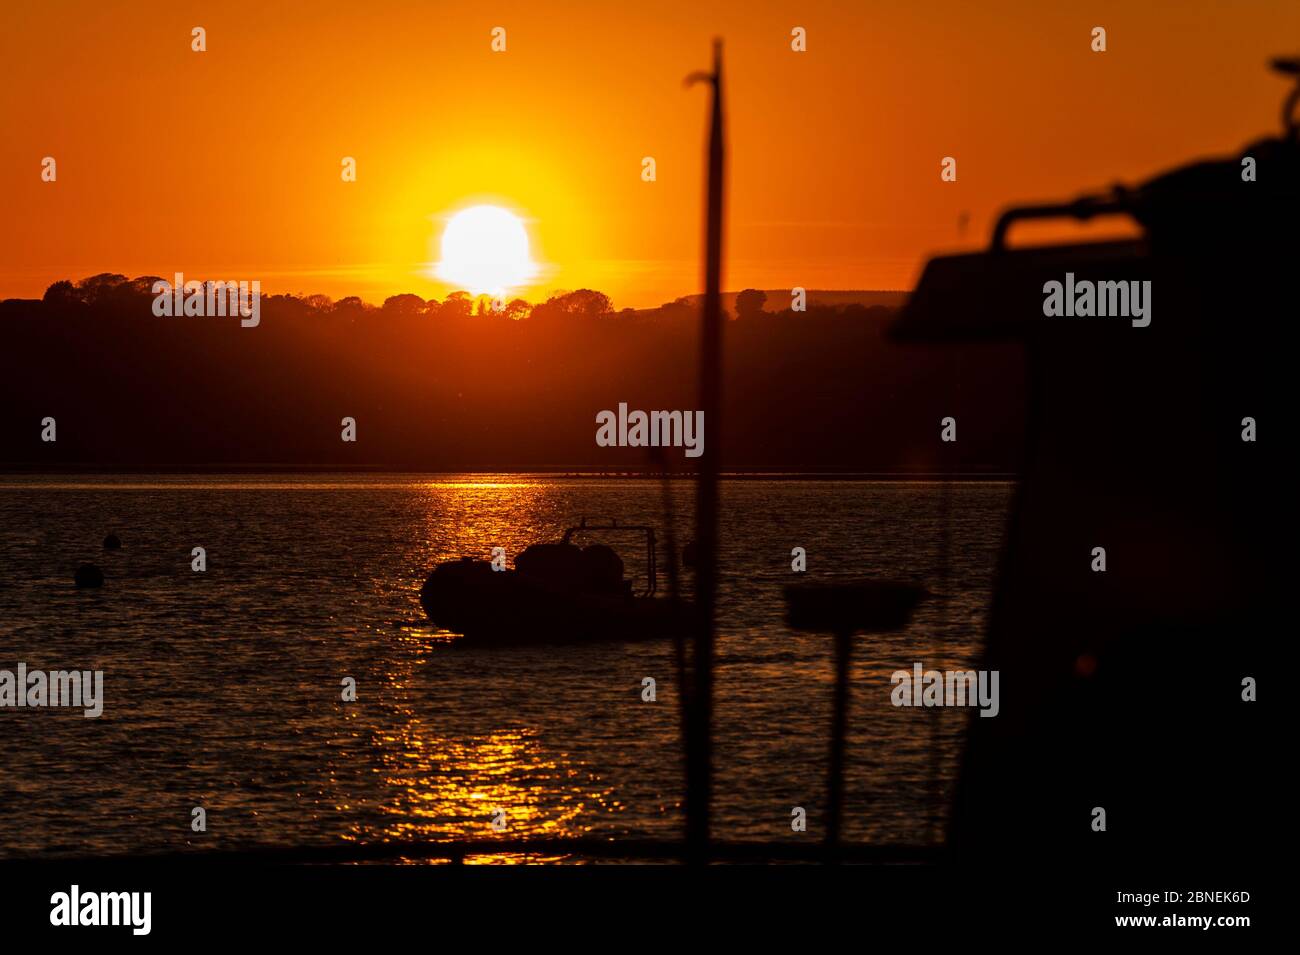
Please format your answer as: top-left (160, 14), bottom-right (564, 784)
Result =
top-left (1, 0), bottom-right (1296, 308)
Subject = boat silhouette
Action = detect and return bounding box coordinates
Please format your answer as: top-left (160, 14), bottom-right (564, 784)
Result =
top-left (420, 518), bottom-right (691, 645)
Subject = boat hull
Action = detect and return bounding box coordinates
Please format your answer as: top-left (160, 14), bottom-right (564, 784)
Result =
top-left (420, 559), bottom-right (689, 646)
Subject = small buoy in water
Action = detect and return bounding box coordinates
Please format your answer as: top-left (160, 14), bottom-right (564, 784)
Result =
top-left (103, 533), bottom-right (122, 550)
top-left (75, 563), bottom-right (104, 588)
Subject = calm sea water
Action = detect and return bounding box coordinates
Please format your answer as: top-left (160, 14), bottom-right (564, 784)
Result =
top-left (0, 475), bottom-right (1011, 861)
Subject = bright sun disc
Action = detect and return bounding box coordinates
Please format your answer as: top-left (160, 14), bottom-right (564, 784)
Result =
top-left (435, 205), bottom-right (538, 296)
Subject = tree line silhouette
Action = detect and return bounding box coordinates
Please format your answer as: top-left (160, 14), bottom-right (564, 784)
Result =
top-left (1, 274), bottom-right (1025, 471)
top-left (36, 274), bottom-right (831, 323)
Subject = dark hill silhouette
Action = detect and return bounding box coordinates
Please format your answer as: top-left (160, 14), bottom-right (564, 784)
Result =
top-left (0, 276), bottom-right (1024, 471)
top-left (668, 289), bottom-right (909, 315)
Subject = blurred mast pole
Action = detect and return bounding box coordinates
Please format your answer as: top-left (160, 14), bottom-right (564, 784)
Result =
top-left (685, 38), bottom-right (725, 862)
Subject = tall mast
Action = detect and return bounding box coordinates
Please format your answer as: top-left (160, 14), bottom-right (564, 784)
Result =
top-left (685, 38), bottom-right (724, 862)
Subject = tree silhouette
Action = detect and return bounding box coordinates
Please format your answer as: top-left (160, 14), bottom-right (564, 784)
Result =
top-left (441, 291), bottom-right (472, 318)
top-left (42, 280), bottom-right (78, 305)
top-left (503, 298), bottom-right (531, 320)
top-left (334, 296), bottom-right (370, 313)
top-left (532, 289), bottom-right (613, 319)
top-left (736, 288), bottom-right (767, 319)
top-left (382, 293), bottom-right (426, 315)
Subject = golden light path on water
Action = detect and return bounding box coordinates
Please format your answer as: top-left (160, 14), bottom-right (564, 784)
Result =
top-left (0, 474), bottom-right (1006, 858)
top-left (352, 722), bottom-right (616, 865)
top-left (338, 477), bottom-right (624, 864)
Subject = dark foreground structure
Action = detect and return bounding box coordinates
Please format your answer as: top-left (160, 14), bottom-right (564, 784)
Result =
top-left (893, 59), bottom-right (1293, 865)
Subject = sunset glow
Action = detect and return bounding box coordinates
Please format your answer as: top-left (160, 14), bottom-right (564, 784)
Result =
top-left (0, 0), bottom-right (1284, 918)
top-left (1, 1), bottom-right (1293, 307)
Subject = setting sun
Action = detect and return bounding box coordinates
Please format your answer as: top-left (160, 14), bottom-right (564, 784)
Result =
top-left (434, 205), bottom-right (539, 298)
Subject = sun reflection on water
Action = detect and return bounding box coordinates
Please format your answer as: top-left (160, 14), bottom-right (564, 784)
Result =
top-left (324, 478), bottom-right (628, 862)
top-left (345, 719), bottom-right (618, 864)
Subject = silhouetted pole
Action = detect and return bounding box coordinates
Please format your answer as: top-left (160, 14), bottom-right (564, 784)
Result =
top-left (826, 626), bottom-right (852, 858)
top-left (785, 580), bottom-right (928, 862)
top-left (929, 479), bottom-right (952, 844)
top-left (685, 39), bottom-right (725, 863)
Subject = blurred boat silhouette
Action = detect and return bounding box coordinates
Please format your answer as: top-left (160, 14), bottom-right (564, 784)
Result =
top-left (420, 518), bottom-right (690, 645)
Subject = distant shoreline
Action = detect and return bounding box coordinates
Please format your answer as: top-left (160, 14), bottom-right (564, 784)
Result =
top-left (0, 466), bottom-right (1016, 482)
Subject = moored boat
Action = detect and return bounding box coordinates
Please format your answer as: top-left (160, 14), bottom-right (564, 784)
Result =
top-left (420, 520), bottom-right (691, 645)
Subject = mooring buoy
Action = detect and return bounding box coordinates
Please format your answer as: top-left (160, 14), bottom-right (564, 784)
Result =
top-left (75, 564), bottom-right (104, 588)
